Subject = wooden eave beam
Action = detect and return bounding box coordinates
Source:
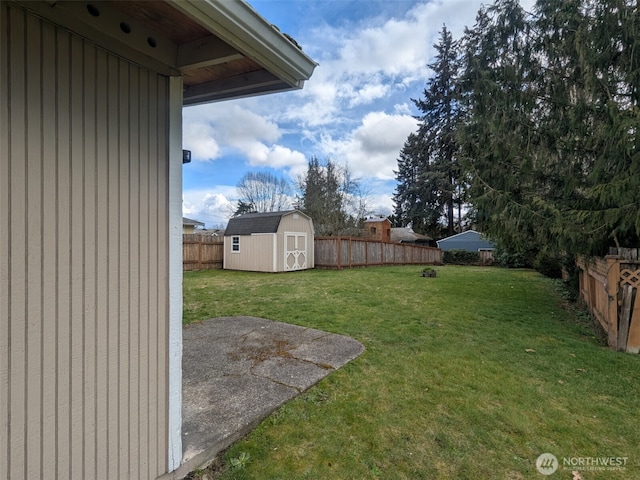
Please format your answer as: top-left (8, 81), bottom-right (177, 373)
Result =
top-left (183, 70), bottom-right (288, 105)
top-left (169, 0), bottom-right (317, 89)
top-left (176, 34), bottom-right (244, 71)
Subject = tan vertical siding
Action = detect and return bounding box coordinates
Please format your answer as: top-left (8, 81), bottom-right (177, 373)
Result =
top-left (1, 4), bottom-right (170, 479)
top-left (94, 46), bottom-right (110, 479)
top-left (0, 7), bottom-right (8, 480)
top-left (224, 234), bottom-right (277, 272)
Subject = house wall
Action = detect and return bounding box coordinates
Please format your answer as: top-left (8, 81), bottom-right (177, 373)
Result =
top-left (365, 220), bottom-right (391, 243)
top-left (1, 4), bottom-right (170, 479)
top-left (437, 231), bottom-right (495, 252)
top-left (224, 234), bottom-right (277, 272)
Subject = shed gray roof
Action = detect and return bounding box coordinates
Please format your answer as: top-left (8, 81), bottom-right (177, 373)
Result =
top-left (225, 210), bottom-right (300, 236)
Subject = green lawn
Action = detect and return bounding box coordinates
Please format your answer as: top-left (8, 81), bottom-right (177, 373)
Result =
top-left (183, 266), bottom-right (640, 480)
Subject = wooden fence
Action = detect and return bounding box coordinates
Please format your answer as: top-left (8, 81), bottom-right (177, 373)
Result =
top-left (183, 234), bottom-right (223, 271)
top-left (576, 248), bottom-right (640, 353)
top-left (315, 236), bottom-right (443, 270)
top-left (479, 249), bottom-right (495, 266)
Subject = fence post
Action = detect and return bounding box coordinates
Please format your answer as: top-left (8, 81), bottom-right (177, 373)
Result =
top-left (606, 254), bottom-right (620, 349)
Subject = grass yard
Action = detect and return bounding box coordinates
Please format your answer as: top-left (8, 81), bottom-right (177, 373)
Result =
top-left (183, 266), bottom-right (640, 479)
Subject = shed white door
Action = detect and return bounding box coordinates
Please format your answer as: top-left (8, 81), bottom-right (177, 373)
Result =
top-left (285, 233), bottom-right (307, 271)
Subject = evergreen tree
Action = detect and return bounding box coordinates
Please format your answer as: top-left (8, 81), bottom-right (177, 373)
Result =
top-left (296, 157), bottom-right (352, 235)
top-left (458, 0), bottom-right (540, 259)
top-left (393, 25), bottom-right (465, 237)
top-left (458, 0), bottom-right (640, 257)
top-left (233, 200), bottom-right (256, 216)
top-left (414, 25), bottom-right (464, 235)
top-left (392, 133), bottom-right (442, 235)
top-left (532, 0), bottom-right (640, 253)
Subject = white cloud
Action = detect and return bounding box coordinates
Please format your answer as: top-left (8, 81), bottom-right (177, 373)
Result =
top-left (238, 143), bottom-right (308, 171)
top-left (183, 187), bottom-right (237, 227)
top-left (369, 192), bottom-right (396, 217)
top-left (183, 103), bottom-right (281, 161)
top-left (393, 103), bottom-right (414, 116)
top-left (219, 106), bottom-right (280, 146)
top-left (285, 77), bottom-right (341, 127)
top-left (182, 121), bottom-right (221, 161)
top-left (320, 111), bottom-right (418, 180)
top-left (182, 102), bottom-right (310, 172)
top-left (348, 82), bottom-right (391, 107)
top-left (283, 0), bottom-right (486, 129)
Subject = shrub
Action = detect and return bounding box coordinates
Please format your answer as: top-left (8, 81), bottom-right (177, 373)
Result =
top-left (561, 254), bottom-right (580, 302)
top-left (443, 249), bottom-right (480, 265)
top-left (494, 247), bottom-right (532, 268)
top-left (533, 252), bottom-right (563, 278)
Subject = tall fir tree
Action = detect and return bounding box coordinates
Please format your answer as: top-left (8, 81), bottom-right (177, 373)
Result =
top-left (393, 25), bottom-right (465, 237)
top-left (392, 133), bottom-right (443, 235)
top-left (532, 0), bottom-right (640, 253)
top-left (458, 0), bottom-right (543, 262)
top-left (458, 0), bottom-right (640, 258)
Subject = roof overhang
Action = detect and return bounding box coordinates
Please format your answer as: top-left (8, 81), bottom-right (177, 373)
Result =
top-left (14, 0), bottom-right (317, 105)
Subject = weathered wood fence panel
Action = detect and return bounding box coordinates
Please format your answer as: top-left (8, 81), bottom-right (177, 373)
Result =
top-left (315, 236), bottom-right (443, 269)
top-left (183, 234), bottom-right (223, 271)
top-left (577, 248), bottom-right (640, 353)
top-left (480, 250), bottom-right (495, 266)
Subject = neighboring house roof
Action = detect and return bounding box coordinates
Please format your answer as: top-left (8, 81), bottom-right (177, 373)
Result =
top-left (183, 217), bottom-right (205, 227)
top-left (25, 0), bottom-right (318, 106)
top-left (195, 229), bottom-right (224, 237)
top-left (436, 230), bottom-right (495, 251)
top-left (364, 216), bottom-right (390, 224)
top-left (391, 227), bottom-right (433, 243)
top-left (225, 210), bottom-right (311, 236)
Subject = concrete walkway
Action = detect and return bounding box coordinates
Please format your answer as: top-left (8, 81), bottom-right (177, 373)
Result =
top-left (177, 316), bottom-right (365, 477)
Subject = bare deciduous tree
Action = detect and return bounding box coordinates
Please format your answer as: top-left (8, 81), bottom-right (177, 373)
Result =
top-left (234, 171), bottom-right (292, 215)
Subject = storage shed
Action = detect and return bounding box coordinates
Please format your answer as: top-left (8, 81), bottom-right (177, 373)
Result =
top-left (1, 1), bottom-right (316, 479)
top-left (224, 210), bottom-right (314, 272)
top-left (436, 230), bottom-right (495, 251)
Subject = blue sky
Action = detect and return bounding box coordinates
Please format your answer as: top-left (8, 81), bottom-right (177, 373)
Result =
top-left (182, 0), bottom-right (533, 228)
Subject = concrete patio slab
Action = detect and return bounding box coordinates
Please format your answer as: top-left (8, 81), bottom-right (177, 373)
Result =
top-left (177, 316), bottom-right (365, 478)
